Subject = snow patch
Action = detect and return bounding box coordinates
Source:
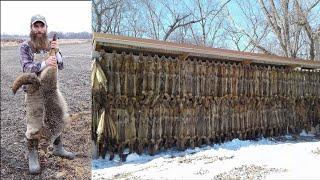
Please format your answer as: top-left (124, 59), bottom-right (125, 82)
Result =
top-left (300, 130), bottom-right (315, 137)
top-left (92, 136), bottom-right (320, 179)
top-left (126, 153), bottom-right (140, 162)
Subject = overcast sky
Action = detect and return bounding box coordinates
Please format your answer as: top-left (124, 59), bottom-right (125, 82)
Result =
top-left (1, 1), bottom-right (92, 35)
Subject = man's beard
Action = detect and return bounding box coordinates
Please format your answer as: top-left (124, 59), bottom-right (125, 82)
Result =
top-left (29, 30), bottom-right (49, 52)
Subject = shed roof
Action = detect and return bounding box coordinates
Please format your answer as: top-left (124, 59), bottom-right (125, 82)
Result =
top-left (93, 32), bottom-right (320, 69)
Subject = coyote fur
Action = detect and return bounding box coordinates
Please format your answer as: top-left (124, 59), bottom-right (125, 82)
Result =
top-left (12, 65), bottom-right (69, 146)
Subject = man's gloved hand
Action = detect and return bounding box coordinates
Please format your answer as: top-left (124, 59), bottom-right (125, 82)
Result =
top-left (45, 56), bottom-right (57, 67)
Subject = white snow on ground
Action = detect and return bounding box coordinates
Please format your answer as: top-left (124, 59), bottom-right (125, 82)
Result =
top-left (92, 135), bottom-right (320, 180)
top-left (300, 130), bottom-right (316, 137)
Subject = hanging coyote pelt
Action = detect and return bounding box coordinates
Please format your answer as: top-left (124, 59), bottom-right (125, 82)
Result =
top-left (13, 34), bottom-right (70, 149)
top-left (12, 66), bottom-right (69, 146)
top-left (92, 51), bottom-right (320, 160)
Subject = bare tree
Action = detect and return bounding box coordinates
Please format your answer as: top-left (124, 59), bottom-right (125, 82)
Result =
top-left (140, 0), bottom-right (163, 39)
top-left (139, 0), bottom-right (208, 41)
top-left (316, 27), bottom-right (320, 60)
top-left (92, 0), bottom-right (118, 32)
top-left (163, 13), bottom-right (202, 41)
top-left (92, 0), bottom-right (230, 45)
top-left (92, 0), bottom-right (129, 34)
top-left (226, 0), bottom-right (319, 60)
top-left (124, 4), bottom-right (146, 37)
top-left (258, 0), bottom-right (319, 60)
top-left (224, 0), bottom-right (272, 53)
top-left (189, 0), bottom-right (231, 46)
top-left (91, 0), bottom-right (318, 60)
top-left (293, 0), bottom-right (320, 60)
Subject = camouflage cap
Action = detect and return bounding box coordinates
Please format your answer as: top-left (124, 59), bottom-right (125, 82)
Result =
top-left (30, 14), bottom-right (47, 26)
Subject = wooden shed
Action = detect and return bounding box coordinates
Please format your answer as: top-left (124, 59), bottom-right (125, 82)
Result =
top-left (91, 32), bottom-right (320, 160)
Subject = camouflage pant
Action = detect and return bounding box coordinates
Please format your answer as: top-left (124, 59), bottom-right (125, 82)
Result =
top-left (25, 89), bottom-right (44, 140)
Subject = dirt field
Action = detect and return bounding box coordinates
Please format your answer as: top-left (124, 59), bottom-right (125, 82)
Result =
top-left (1, 42), bottom-right (92, 179)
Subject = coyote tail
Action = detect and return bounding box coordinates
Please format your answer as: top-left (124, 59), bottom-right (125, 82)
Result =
top-left (12, 73), bottom-right (40, 94)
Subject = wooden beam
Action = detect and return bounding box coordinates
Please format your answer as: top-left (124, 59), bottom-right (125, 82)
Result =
top-left (285, 64), bottom-right (301, 69)
top-left (241, 60), bottom-right (252, 65)
top-left (178, 53), bottom-right (189, 61)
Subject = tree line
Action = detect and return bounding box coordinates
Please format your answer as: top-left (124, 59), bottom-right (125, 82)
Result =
top-left (48, 31), bottom-right (92, 39)
top-left (92, 0), bottom-right (320, 61)
top-left (1, 31), bottom-right (92, 40)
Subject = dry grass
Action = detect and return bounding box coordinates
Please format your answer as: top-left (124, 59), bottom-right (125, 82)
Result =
top-left (312, 147), bottom-right (320, 155)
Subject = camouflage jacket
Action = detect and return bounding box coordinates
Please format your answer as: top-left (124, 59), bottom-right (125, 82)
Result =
top-left (19, 40), bottom-right (64, 92)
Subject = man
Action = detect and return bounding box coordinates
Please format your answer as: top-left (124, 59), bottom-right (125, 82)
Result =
top-left (20, 14), bottom-right (75, 174)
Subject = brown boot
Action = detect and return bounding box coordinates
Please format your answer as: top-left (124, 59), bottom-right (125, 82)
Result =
top-left (27, 139), bottom-right (41, 174)
top-left (52, 136), bottom-right (75, 159)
